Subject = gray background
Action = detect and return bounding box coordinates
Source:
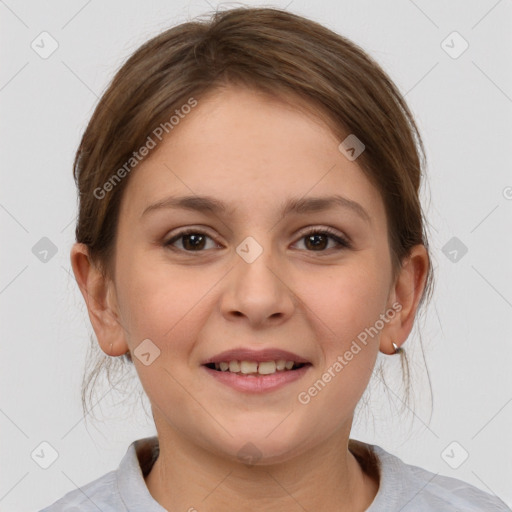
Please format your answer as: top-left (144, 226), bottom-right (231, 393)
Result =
top-left (1, 0), bottom-right (511, 510)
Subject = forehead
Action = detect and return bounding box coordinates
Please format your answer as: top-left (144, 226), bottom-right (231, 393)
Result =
top-left (118, 86), bottom-right (386, 225)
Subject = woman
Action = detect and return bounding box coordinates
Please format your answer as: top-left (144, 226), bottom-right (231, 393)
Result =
top-left (40, 6), bottom-right (510, 511)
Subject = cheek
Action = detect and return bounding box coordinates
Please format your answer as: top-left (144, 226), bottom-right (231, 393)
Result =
top-left (115, 251), bottom-right (209, 355)
top-left (293, 266), bottom-right (387, 423)
top-left (290, 260), bottom-right (389, 405)
top-left (296, 260), bottom-right (390, 342)
top-left (114, 257), bottom-right (212, 410)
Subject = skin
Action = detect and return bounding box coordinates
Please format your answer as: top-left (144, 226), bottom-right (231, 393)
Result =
top-left (71, 85), bottom-right (429, 511)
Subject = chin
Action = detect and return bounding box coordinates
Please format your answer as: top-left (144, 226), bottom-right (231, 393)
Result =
top-left (207, 429), bottom-right (317, 467)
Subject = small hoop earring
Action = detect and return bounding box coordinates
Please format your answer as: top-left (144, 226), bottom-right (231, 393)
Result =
top-left (392, 342), bottom-right (404, 355)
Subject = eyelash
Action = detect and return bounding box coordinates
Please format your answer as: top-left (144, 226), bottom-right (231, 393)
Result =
top-left (164, 227), bottom-right (352, 253)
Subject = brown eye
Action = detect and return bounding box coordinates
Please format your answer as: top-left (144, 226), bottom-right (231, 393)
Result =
top-left (165, 230), bottom-right (218, 251)
top-left (295, 228), bottom-right (351, 252)
top-left (304, 233), bottom-right (330, 251)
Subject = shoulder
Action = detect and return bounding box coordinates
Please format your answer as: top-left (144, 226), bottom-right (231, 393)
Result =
top-left (38, 436), bottom-right (162, 512)
top-left (356, 441), bottom-right (511, 512)
top-left (38, 470), bottom-right (121, 511)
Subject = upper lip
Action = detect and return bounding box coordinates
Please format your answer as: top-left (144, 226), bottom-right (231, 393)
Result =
top-left (202, 348), bottom-right (311, 365)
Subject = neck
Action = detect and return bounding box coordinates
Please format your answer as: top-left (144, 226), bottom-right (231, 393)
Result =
top-left (144, 426), bottom-right (379, 511)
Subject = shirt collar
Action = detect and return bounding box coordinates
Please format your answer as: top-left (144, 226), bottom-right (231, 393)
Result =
top-left (116, 436), bottom-right (166, 511)
top-left (116, 436), bottom-right (397, 511)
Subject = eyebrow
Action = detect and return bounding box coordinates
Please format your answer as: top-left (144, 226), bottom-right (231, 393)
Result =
top-left (141, 194), bottom-right (371, 223)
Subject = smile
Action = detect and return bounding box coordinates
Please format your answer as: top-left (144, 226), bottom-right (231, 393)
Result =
top-left (205, 360), bottom-right (309, 375)
top-left (202, 361), bottom-right (312, 393)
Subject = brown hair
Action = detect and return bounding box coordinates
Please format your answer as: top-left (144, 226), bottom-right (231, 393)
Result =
top-left (74, 6), bottom-right (434, 424)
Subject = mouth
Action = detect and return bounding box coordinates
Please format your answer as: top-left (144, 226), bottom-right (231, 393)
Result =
top-left (204, 360), bottom-right (311, 375)
top-left (201, 348), bottom-right (312, 393)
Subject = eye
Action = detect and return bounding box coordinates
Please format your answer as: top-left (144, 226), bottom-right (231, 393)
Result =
top-left (164, 226), bottom-right (351, 253)
top-left (164, 229), bottom-right (219, 252)
top-left (293, 227), bottom-right (351, 252)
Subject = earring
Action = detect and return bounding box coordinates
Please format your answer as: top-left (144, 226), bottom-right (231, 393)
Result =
top-left (392, 342), bottom-right (404, 355)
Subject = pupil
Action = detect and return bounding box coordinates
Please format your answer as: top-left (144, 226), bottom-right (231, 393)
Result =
top-left (184, 234), bottom-right (205, 250)
top-left (306, 234), bottom-right (327, 250)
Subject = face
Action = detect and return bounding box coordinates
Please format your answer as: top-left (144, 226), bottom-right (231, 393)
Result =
top-left (105, 86), bottom-right (399, 463)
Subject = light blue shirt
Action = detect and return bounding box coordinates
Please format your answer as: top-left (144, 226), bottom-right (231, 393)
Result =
top-left (39, 436), bottom-right (510, 511)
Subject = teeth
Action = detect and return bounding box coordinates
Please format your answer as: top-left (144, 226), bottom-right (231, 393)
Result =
top-left (240, 361), bottom-right (258, 374)
top-left (276, 359), bottom-right (286, 371)
top-left (212, 360), bottom-right (302, 375)
top-left (258, 361), bottom-right (276, 375)
top-left (229, 360), bottom-right (240, 372)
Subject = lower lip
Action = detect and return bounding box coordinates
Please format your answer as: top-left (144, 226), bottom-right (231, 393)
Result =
top-left (202, 364), bottom-right (312, 393)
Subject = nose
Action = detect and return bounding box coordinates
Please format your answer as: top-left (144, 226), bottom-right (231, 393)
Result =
top-left (220, 245), bottom-right (296, 328)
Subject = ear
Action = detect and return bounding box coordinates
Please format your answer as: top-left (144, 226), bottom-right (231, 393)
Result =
top-left (380, 244), bottom-right (429, 355)
top-left (70, 243), bottom-right (129, 357)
